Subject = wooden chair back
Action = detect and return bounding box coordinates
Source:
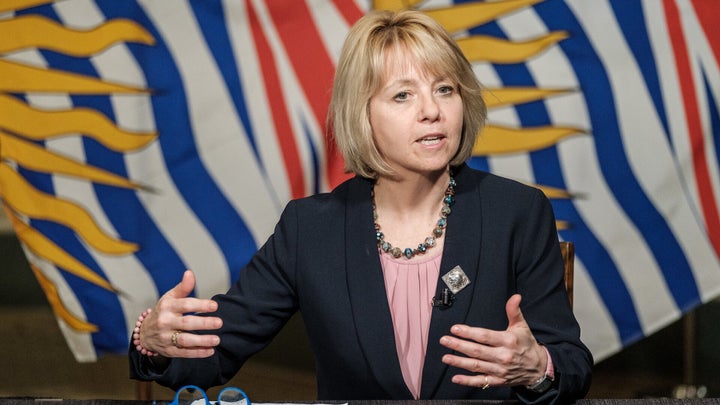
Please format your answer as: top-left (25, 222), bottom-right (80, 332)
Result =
top-left (559, 241), bottom-right (574, 309)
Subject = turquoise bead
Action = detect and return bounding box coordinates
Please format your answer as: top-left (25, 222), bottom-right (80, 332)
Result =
top-left (371, 174), bottom-right (455, 259)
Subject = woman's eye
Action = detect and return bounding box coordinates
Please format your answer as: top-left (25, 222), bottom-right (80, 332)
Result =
top-left (394, 91), bottom-right (409, 101)
top-left (438, 85), bottom-right (455, 95)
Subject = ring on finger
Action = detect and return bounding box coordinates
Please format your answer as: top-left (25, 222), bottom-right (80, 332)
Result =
top-left (171, 330), bottom-right (183, 348)
top-left (482, 375), bottom-right (491, 390)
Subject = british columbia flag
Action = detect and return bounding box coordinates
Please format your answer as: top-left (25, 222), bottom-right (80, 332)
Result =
top-left (1, 0), bottom-right (719, 363)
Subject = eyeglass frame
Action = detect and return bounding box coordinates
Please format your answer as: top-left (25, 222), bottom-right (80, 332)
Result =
top-left (169, 384), bottom-right (251, 405)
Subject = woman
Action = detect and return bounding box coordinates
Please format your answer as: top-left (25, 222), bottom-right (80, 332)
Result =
top-left (130, 9), bottom-right (593, 403)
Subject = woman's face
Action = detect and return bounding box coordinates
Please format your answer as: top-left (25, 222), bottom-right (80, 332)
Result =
top-left (368, 47), bottom-right (463, 179)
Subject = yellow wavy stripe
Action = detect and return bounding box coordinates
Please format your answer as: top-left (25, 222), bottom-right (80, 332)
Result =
top-left (0, 0), bottom-right (54, 13)
top-left (484, 87), bottom-right (572, 109)
top-left (7, 213), bottom-right (116, 292)
top-left (0, 164), bottom-right (139, 255)
top-left (0, 15), bottom-right (155, 56)
top-left (536, 184), bottom-right (575, 200)
top-left (0, 132), bottom-right (141, 190)
top-left (372, 0), bottom-right (423, 11)
top-left (0, 59), bottom-right (147, 94)
top-left (372, 0), bottom-right (543, 31)
top-left (555, 220), bottom-right (570, 231)
top-left (29, 263), bottom-right (98, 333)
top-left (425, 0), bottom-right (544, 33)
top-left (458, 31), bottom-right (569, 64)
top-left (473, 124), bottom-right (584, 155)
top-left (0, 95), bottom-right (156, 151)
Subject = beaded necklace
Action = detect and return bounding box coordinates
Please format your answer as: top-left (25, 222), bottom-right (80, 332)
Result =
top-left (373, 173), bottom-right (455, 259)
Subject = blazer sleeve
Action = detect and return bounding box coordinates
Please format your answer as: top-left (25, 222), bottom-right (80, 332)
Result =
top-left (510, 188), bottom-right (593, 404)
top-left (129, 200), bottom-right (302, 391)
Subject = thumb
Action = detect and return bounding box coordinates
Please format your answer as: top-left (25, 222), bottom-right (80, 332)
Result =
top-left (167, 270), bottom-right (196, 299)
top-left (505, 293), bottom-right (526, 329)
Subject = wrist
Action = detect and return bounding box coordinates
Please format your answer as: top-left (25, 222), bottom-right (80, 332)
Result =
top-left (526, 346), bottom-right (555, 393)
top-left (133, 308), bottom-right (158, 357)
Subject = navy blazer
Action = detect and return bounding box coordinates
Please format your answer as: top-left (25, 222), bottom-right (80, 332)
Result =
top-left (130, 164), bottom-right (592, 403)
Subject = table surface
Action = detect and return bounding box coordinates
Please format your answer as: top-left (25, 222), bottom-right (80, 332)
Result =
top-left (2, 398), bottom-right (720, 405)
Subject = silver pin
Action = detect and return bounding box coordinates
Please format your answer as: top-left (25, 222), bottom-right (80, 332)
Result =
top-left (442, 265), bottom-right (470, 294)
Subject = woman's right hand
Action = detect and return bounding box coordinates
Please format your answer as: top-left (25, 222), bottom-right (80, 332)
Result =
top-left (138, 270), bottom-right (223, 358)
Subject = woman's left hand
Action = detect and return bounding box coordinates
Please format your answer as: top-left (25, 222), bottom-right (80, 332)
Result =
top-left (439, 294), bottom-right (547, 389)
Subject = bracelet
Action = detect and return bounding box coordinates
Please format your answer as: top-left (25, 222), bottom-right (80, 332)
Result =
top-left (133, 308), bottom-right (158, 357)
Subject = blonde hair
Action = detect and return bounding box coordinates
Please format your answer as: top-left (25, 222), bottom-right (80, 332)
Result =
top-left (328, 9), bottom-right (487, 178)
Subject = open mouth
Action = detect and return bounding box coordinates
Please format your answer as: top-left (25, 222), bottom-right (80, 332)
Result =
top-left (418, 135), bottom-right (444, 145)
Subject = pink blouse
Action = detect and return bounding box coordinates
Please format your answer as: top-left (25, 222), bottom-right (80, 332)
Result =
top-left (379, 246), bottom-right (443, 399)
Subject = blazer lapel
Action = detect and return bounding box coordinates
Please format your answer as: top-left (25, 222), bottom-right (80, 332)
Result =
top-left (344, 177), bottom-right (412, 399)
top-left (421, 166), bottom-right (483, 398)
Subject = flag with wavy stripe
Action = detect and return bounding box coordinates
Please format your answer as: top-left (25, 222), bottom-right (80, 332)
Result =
top-left (1, 0), bottom-right (718, 363)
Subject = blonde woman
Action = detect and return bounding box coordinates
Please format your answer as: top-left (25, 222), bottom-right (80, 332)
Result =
top-left (131, 10), bottom-right (592, 403)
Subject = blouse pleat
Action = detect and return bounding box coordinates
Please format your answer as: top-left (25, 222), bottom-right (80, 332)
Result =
top-left (379, 247), bottom-right (442, 399)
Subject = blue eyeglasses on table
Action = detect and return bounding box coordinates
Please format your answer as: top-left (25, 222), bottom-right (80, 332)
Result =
top-left (169, 385), bottom-right (251, 405)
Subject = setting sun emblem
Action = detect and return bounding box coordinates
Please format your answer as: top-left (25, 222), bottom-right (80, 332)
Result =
top-left (0, 0), bottom-right (156, 331)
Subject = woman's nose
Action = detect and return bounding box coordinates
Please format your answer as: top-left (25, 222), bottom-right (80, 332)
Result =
top-left (419, 95), bottom-right (440, 121)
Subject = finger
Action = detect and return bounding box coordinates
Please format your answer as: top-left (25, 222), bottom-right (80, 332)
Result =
top-left (171, 330), bottom-right (220, 350)
top-left (177, 313), bottom-right (223, 332)
top-left (440, 333), bottom-right (494, 362)
top-left (441, 352), bottom-right (494, 375)
top-left (166, 297), bottom-right (220, 317)
top-left (445, 324), bottom-right (505, 348)
top-left (166, 270), bottom-right (196, 300)
top-left (450, 373), bottom-right (500, 389)
top-left (505, 294), bottom-right (526, 329)
top-left (161, 331), bottom-right (220, 359)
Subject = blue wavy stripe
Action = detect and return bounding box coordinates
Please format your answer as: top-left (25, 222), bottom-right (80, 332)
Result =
top-left (610, 1), bottom-right (671, 142)
top-left (191, 1), bottom-right (283, 211)
top-left (17, 157), bottom-right (127, 355)
top-left (537, 0), bottom-right (701, 310)
top-left (462, 2), bottom-right (680, 343)
top-left (300, 116), bottom-right (321, 195)
top-left (101, 1), bottom-right (259, 284)
top-left (18, 6), bottom-right (130, 355)
top-left (39, 3), bottom-right (192, 299)
top-left (190, 2), bottom-right (257, 157)
top-left (707, 71), bottom-right (720, 210)
top-left (459, 3), bottom-right (642, 344)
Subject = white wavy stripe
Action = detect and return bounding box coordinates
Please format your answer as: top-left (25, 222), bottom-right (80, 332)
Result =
top-left (568, 0), bottom-right (688, 324)
top-left (519, 5), bottom-right (647, 356)
top-left (250, 0), bottom-right (332, 196)
top-left (223, 0), bottom-right (291, 210)
top-left (496, 2), bottom-right (670, 340)
top-left (306, 0), bottom-right (353, 66)
top-left (678, 0), bottom-right (720, 237)
top-left (485, 6), bottom-right (579, 188)
top-left (62, 0), bottom-right (243, 300)
top-left (512, 3), bottom-right (677, 334)
top-left (572, 258), bottom-right (621, 361)
top-left (470, 66), bottom-right (536, 182)
top-left (472, 3), bottom-right (649, 357)
top-left (484, 103), bottom-right (537, 185)
top-left (644, 2), bottom-right (703, 230)
top-left (573, 0), bottom-right (720, 308)
top-left (140, 0), bottom-right (280, 247)
top-left (477, 4), bottom-right (626, 358)
top-left (50, 0), bottom-right (161, 348)
top-left (12, 46), bottom-right (97, 360)
top-left (646, 0), bottom-right (720, 300)
top-left (57, 1), bottom-right (229, 300)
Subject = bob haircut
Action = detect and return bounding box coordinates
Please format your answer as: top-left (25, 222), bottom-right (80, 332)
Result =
top-left (328, 9), bottom-right (487, 179)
